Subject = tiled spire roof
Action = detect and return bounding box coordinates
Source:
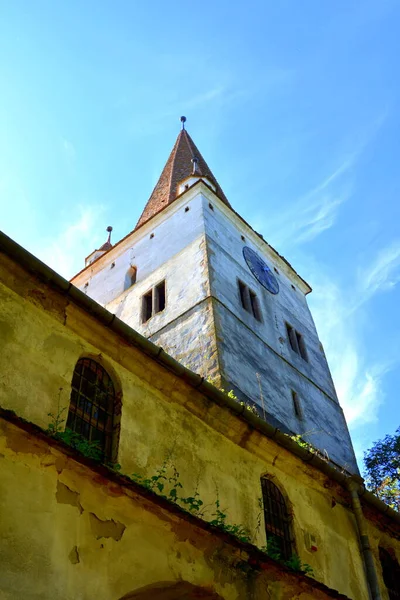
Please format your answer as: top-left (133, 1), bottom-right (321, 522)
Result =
top-left (135, 128), bottom-right (231, 229)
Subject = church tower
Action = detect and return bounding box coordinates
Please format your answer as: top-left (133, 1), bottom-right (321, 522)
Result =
top-left (71, 119), bottom-right (358, 473)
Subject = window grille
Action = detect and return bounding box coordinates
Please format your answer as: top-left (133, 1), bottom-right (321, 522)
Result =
top-left (67, 358), bottom-right (116, 461)
top-left (261, 477), bottom-right (293, 560)
top-left (379, 547), bottom-right (400, 599)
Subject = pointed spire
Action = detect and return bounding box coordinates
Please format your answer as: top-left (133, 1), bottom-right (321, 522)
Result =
top-left (135, 119), bottom-right (231, 229)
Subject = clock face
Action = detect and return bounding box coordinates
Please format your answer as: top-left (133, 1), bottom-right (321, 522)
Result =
top-left (243, 246), bottom-right (279, 295)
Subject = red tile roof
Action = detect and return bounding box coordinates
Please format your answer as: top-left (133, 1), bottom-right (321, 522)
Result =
top-left (135, 129), bottom-right (231, 229)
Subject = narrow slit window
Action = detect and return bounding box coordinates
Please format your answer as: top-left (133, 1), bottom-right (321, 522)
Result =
top-left (249, 290), bottom-right (262, 321)
top-left (238, 280), bottom-right (248, 309)
top-left (142, 290), bottom-right (153, 323)
top-left (286, 323), bottom-right (307, 361)
top-left (141, 280), bottom-right (166, 323)
top-left (286, 323), bottom-right (299, 353)
top-left (291, 390), bottom-right (302, 419)
top-left (238, 280), bottom-right (261, 321)
top-left (297, 332), bottom-right (308, 361)
top-left (155, 280), bottom-right (166, 314)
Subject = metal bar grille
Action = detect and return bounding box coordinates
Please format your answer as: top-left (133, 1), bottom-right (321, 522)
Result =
top-left (261, 477), bottom-right (292, 560)
top-left (67, 358), bottom-right (115, 460)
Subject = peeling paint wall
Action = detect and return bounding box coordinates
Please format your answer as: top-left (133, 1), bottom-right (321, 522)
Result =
top-left (1, 417), bottom-right (360, 600)
top-left (1, 250), bottom-right (398, 599)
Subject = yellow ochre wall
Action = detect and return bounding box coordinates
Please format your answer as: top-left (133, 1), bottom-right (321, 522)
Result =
top-left (0, 253), bottom-right (398, 600)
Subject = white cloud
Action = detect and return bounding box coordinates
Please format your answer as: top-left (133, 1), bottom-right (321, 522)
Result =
top-left (308, 244), bottom-right (399, 443)
top-left (358, 240), bottom-right (400, 300)
top-left (33, 206), bottom-right (106, 279)
top-left (260, 112), bottom-right (388, 251)
top-left (264, 162), bottom-right (353, 249)
top-left (309, 277), bottom-right (383, 427)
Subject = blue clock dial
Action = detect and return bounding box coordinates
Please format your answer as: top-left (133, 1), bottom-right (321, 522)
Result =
top-left (243, 247), bottom-right (279, 295)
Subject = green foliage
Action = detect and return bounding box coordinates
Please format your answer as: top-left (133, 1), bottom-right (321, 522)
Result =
top-left (47, 408), bottom-right (103, 462)
top-left (262, 536), bottom-right (282, 561)
top-left (206, 379), bottom-right (259, 417)
top-left (209, 495), bottom-right (252, 543)
top-left (239, 401), bottom-right (259, 416)
top-left (364, 427), bottom-right (400, 510)
top-left (131, 458), bottom-right (170, 494)
top-left (55, 428), bottom-right (103, 461)
top-left (47, 406), bottom-right (67, 435)
top-left (179, 490), bottom-right (204, 515)
top-left (261, 537), bottom-right (314, 576)
top-left (289, 434), bottom-right (316, 453)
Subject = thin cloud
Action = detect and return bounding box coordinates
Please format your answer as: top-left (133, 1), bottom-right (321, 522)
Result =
top-left (358, 240), bottom-right (400, 300)
top-left (259, 112), bottom-right (388, 251)
top-left (33, 206), bottom-right (106, 279)
top-left (264, 161), bottom-right (353, 249)
top-left (309, 275), bottom-right (390, 430)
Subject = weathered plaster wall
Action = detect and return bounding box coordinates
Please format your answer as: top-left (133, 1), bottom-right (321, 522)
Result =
top-left (202, 195), bottom-right (357, 472)
top-left (72, 190), bottom-right (206, 308)
top-left (106, 235), bottom-right (209, 339)
top-left (1, 417), bottom-right (356, 600)
top-left (148, 299), bottom-right (221, 383)
top-left (0, 252), bottom-right (392, 599)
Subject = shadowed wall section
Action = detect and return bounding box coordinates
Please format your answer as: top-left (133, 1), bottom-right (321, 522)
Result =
top-left (120, 581), bottom-right (224, 599)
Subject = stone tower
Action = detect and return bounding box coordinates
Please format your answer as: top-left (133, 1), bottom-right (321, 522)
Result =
top-left (71, 121), bottom-right (358, 473)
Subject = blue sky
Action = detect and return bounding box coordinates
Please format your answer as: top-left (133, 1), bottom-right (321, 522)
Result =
top-left (1, 0), bottom-right (399, 469)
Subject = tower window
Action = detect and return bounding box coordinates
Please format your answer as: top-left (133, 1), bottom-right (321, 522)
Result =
top-left (141, 280), bottom-right (166, 323)
top-left (155, 280), bottom-right (166, 313)
top-left (238, 280), bottom-right (262, 321)
top-left (142, 290), bottom-right (153, 322)
top-left (249, 289), bottom-right (262, 321)
top-left (67, 358), bottom-right (120, 462)
top-left (261, 478), bottom-right (293, 560)
top-left (286, 323), bottom-right (308, 361)
top-left (379, 547), bottom-right (400, 599)
top-left (291, 390), bottom-right (303, 419)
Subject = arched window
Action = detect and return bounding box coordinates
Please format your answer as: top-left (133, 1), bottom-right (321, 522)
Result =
top-left (67, 358), bottom-right (119, 461)
top-left (261, 477), bottom-right (293, 560)
top-left (124, 266), bottom-right (137, 290)
top-left (379, 547), bottom-right (400, 599)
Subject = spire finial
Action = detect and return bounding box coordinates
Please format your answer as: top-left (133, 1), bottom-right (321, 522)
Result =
top-left (106, 225), bottom-right (113, 244)
top-left (180, 116), bottom-right (186, 130)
